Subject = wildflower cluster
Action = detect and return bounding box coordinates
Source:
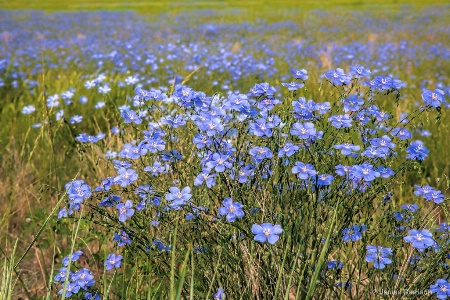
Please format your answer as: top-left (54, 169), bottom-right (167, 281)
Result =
top-left (53, 251), bottom-right (99, 299)
top-left (50, 60), bottom-right (450, 298)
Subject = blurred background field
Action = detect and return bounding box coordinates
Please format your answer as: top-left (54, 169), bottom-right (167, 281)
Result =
top-left (0, 0), bottom-right (449, 298)
top-left (1, 0), bottom-right (450, 12)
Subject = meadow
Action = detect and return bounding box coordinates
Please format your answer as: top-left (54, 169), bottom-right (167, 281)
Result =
top-left (0, 1), bottom-right (450, 299)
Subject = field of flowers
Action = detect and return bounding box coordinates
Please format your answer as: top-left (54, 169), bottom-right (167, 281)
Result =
top-left (1, 3), bottom-right (450, 299)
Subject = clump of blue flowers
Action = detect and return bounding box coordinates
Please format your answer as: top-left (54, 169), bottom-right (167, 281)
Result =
top-left (53, 63), bottom-right (449, 299)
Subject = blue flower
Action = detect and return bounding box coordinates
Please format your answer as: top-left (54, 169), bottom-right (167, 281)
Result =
top-left (94, 101), bottom-right (105, 109)
top-left (327, 260), bottom-right (344, 269)
top-left (152, 239), bottom-right (171, 252)
top-left (324, 68), bottom-right (352, 85)
top-left (114, 230), bottom-right (132, 246)
top-left (72, 268), bottom-right (94, 289)
top-left (161, 114), bottom-right (187, 129)
top-left (414, 185), bottom-right (445, 204)
top-left (258, 97), bottom-right (281, 111)
top-left (193, 134), bottom-right (212, 149)
top-left (342, 224), bottom-right (366, 242)
top-left (315, 102), bottom-right (331, 114)
top-left (335, 165), bottom-right (352, 177)
top-left (165, 186), bottom-right (192, 207)
top-left (282, 81), bottom-right (304, 90)
top-left (186, 205), bottom-right (208, 221)
top-left (328, 115), bottom-right (352, 129)
top-left (334, 143), bottom-right (360, 156)
top-left (227, 94), bottom-right (249, 110)
top-left (350, 65), bottom-right (371, 78)
top-left (119, 143), bottom-right (143, 159)
top-left (65, 180), bottom-right (92, 204)
top-left (400, 204), bottom-right (419, 213)
top-left (370, 135), bottom-right (396, 153)
top-left (46, 94), bottom-right (60, 108)
top-left (292, 98), bottom-right (315, 120)
top-left (364, 76), bottom-right (403, 90)
top-left (361, 146), bottom-right (389, 159)
top-left (422, 89), bottom-right (446, 107)
top-left (113, 160), bottom-right (132, 169)
top-left (290, 122), bottom-right (317, 139)
top-left (98, 83), bottom-right (111, 94)
top-left (235, 165), bottom-right (255, 183)
top-left (58, 282), bottom-right (80, 297)
top-left (317, 174), bottom-right (334, 187)
top-left (110, 127), bottom-right (120, 135)
top-left (351, 163), bottom-right (380, 182)
top-left (194, 169), bottom-right (217, 188)
top-left (114, 167), bottom-right (138, 187)
top-left (206, 153), bottom-right (232, 172)
top-left (336, 281), bottom-right (352, 290)
top-left (292, 162), bottom-right (316, 179)
top-left (140, 136), bottom-right (166, 153)
top-left (430, 278), bottom-right (450, 299)
top-left (54, 267), bottom-right (70, 282)
top-left (278, 142), bottom-right (299, 158)
top-left (404, 229), bottom-right (434, 251)
top-left (390, 127), bottom-right (412, 140)
top-left (365, 245), bottom-right (393, 269)
top-left (218, 198), bottom-right (244, 222)
top-left (22, 105), bottom-right (36, 114)
top-left (116, 200), bottom-right (134, 222)
top-left (213, 287), bottom-right (225, 300)
top-left (240, 105), bottom-right (259, 117)
top-left (252, 223), bottom-right (283, 244)
top-left (377, 166), bottom-right (395, 178)
top-left (342, 95), bottom-right (364, 113)
top-left (425, 190), bottom-right (445, 204)
top-left (98, 194), bottom-right (122, 207)
top-left (249, 146), bottom-right (273, 163)
top-left (69, 115), bottom-right (83, 124)
top-left (406, 140), bottom-right (429, 161)
top-left (249, 82), bottom-right (276, 97)
top-left (250, 118), bottom-right (275, 137)
top-left (84, 292), bottom-right (101, 300)
top-left (121, 109), bottom-right (142, 125)
top-left (144, 161), bottom-right (167, 176)
top-left (76, 133), bottom-right (102, 143)
top-left (197, 115), bottom-right (224, 137)
top-left (105, 253), bottom-right (123, 270)
top-left (62, 250), bottom-right (83, 267)
top-left (289, 68), bottom-right (308, 80)
top-left (436, 223), bottom-right (450, 240)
